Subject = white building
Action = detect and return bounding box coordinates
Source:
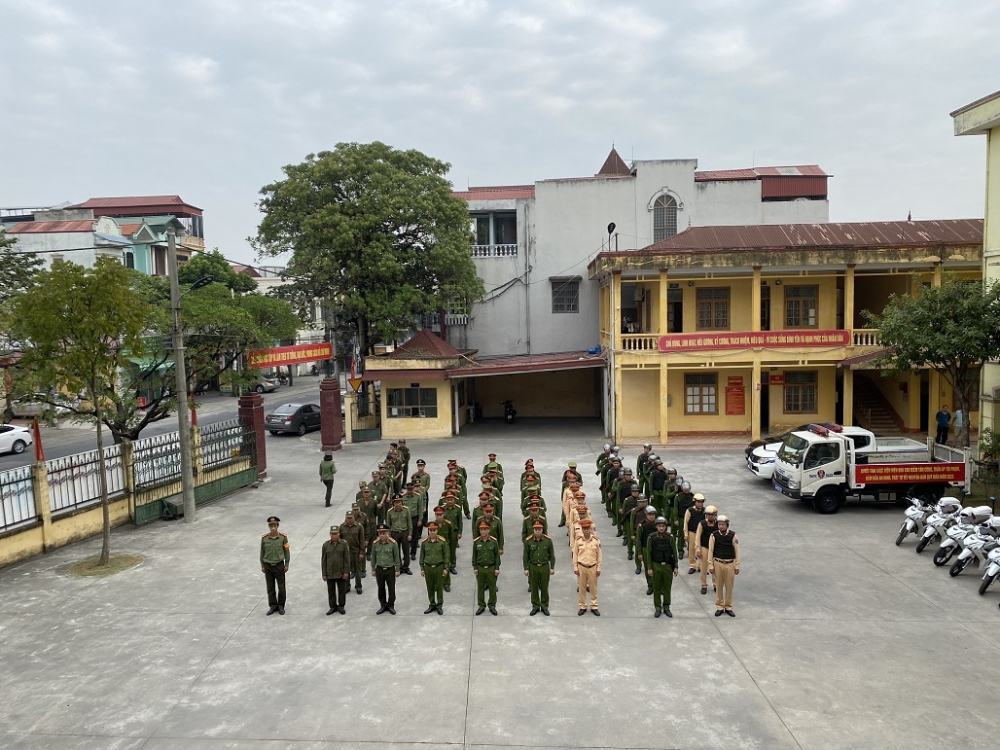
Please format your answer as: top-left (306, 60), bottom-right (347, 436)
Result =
top-left (6, 210), bottom-right (129, 268)
top-left (450, 149), bottom-right (830, 357)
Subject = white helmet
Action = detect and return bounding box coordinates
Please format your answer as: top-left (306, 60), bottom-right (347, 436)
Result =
top-left (681, 481), bottom-right (691, 492)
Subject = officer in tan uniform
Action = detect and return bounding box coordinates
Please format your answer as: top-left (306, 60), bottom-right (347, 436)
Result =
top-left (708, 514), bottom-right (740, 617)
top-left (573, 519), bottom-right (602, 616)
top-left (695, 505), bottom-right (720, 595)
top-left (683, 493), bottom-right (707, 574)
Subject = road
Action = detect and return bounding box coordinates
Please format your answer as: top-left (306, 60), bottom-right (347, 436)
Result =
top-left (0, 378), bottom-right (331, 472)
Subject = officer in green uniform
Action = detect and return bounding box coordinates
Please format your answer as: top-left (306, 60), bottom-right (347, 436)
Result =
top-left (402, 482), bottom-right (425, 561)
top-left (260, 515), bottom-right (290, 615)
top-left (520, 460), bottom-right (540, 491)
top-left (672, 481), bottom-right (695, 555)
top-left (636, 505), bottom-right (659, 588)
top-left (447, 461), bottom-right (470, 517)
top-left (523, 521), bottom-right (555, 616)
top-left (397, 438), bottom-right (411, 483)
top-left (419, 521), bottom-right (450, 614)
top-left (319, 453), bottom-right (337, 507)
top-left (645, 516), bottom-right (679, 618)
top-left (481, 505), bottom-right (503, 555)
top-left (412, 458), bottom-right (431, 523)
top-left (430, 507), bottom-right (456, 591)
top-left (371, 523), bottom-right (401, 614)
top-left (387, 496), bottom-right (413, 574)
top-left (521, 501), bottom-right (548, 539)
top-left (321, 525), bottom-right (351, 615)
top-left (627, 495), bottom-right (650, 568)
top-left (482, 452), bottom-right (504, 478)
top-left (340, 511), bottom-right (366, 594)
top-left (440, 494), bottom-right (463, 575)
top-left (472, 521), bottom-right (501, 615)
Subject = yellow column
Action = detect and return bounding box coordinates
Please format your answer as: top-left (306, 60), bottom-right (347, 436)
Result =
top-left (751, 358), bottom-right (761, 440)
top-left (659, 269), bottom-right (668, 334)
top-left (659, 363), bottom-right (669, 444)
top-left (932, 262), bottom-right (942, 287)
top-left (752, 267), bottom-right (761, 332)
top-left (613, 360), bottom-right (623, 443)
top-left (845, 264), bottom-right (855, 332)
top-left (612, 271), bottom-right (622, 351)
top-left (842, 368), bottom-right (854, 427)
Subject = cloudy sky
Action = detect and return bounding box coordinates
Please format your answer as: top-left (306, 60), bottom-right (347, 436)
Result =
top-left (1, 0), bottom-right (997, 264)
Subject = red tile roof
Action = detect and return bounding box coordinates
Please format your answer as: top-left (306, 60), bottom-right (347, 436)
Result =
top-left (447, 351), bottom-right (606, 378)
top-left (452, 185), bottom-right (535, 201)
top-left (71, 195), bottom-right (202, 217)
top-left (695, 165), bottom-right (828, 182)
top-left (118, 223), bottom-right (140, 236)
top-left (7, 220), bottom-right (94, 234)
top-left (389, 329), bottom-right (462, 359)
top-left (597, 148), bottom-right (631, 176)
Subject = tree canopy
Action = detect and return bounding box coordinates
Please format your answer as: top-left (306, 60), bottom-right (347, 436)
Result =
top-left (0, 229), bottom-right (43, 306)
top-left (178, 248), bottom-right (258, 294)
top-left (251, 141), bottom-right (483, 350)
top-left (864, 274), bottom-right (1000, 448)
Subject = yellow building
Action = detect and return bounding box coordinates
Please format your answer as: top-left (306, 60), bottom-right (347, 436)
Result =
top-left (589, 220), bottom-right (983, 443)
top-left (952, 91), bottom-right (1000, 441)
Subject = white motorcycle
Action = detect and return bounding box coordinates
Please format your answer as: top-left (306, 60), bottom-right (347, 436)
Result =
top-left (949, 518), bottom-right (1000, 577)
top-left (915, 497), bottom-right (963, 554)
top-left (896, 495), bottom-right (936, 546)
top-left (979, 546), bottom-right (1000, 595)
top-left (933, 505), bottom-right (994, 567)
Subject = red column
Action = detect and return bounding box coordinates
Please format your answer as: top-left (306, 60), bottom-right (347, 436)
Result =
top-left (238, 393), bottom-right (267, 480)
top-left (320, 377), bottom-right (343, 452)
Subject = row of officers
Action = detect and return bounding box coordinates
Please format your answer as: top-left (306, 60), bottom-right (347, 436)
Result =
top-left (260, 449), bottom-right (741, 617)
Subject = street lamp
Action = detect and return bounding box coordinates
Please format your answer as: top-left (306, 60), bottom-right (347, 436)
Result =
top-left (166, 227), bottom-right (213, 523)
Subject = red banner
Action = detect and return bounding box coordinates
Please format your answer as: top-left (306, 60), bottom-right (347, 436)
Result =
top-left (658, 330), bottom-right (851, 352)
top-left (248, 343), bottom-right (333, 368)
top-left (854, 462), bottom-right (966, 484)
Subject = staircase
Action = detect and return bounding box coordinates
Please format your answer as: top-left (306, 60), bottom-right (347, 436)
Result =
top-left (853, 376), bottom-right (902, 434)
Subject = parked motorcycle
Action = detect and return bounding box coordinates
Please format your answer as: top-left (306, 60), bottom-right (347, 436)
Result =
top-left (915, 497), bottom-right (963, 553)
top-left (501, 399), bottom-right (516, 424)
top-left (949, 519), bottom-right (1000, 577)
top-left (896, 495), bottom-right (935, 546)
top-left (933, 505), bottom-right (994, 566)
top-left (979, 546), bottom-right (1000, 595)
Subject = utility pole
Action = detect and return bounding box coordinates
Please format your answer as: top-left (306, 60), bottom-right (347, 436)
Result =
top-left (167, 229), bottom-right (197, 523)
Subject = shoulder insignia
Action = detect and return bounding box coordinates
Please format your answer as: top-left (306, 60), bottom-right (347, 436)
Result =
top-left (261, 533), bottom-right (269, 538)
top-left (542, 534), bottom-right (551, 539)
top-left (279, 532), bottom-right (288, 536)
top-left (525, 534), bottom-right (533, 541)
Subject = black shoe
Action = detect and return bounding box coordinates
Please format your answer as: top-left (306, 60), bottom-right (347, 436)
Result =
top-left (646, 587), bottom-right (653, 596)
top-left (627, 552), bottom-right (633, 560)
top-left (377, 606), bottom-right (388, 614)
top-left (387, 607), bottom-right (396, 615)
top-left (355, 586), bottom-right (362, 595)
top-left (465, 513), bottom-right (472, 519)
top-left (635, 567), bottom-right (642, 575)
top-left (339, 607), bottom-right (346, 615)
top-left (578, 608), bottom-right (586, 616)
top-left (664, 609), bottom-right (673, 618)
top-left (611, 519), bottom-right (617, 527)
top-left (326, 608), bottom-right (336, 616)
top-left (687, 568), bottom-right (695, 574)
top-left (361, 570), bottom-right (367, 578)
top-left (654, 610), bottom-right (662, 618)
top-left (591, 609), bottom-right (600, 617)
top-left (449, 567), bottom-right (457, 575)
top-left (726, 610), bottom-right (736, 617)
top-left (410, 552), bottom-right (416, 560)
top-left (558, 521), bottom-right (566, 527)
top-left (278, 606), bottom-right (285, 615)
top-left (489, 607), bottom-right (497, 616)
top-left (437, 606), bottom-right (443, 615)
top-left (325, 502), bottom-right (331, 507)
top-left (530, 608), bottom-right (539, 616)
top-left (541, 608), bottom-right (550, 616)
top-left (424, 606), bottom-right (436, 614)
top-left (444, 586), bottom-right (451, 592)
top-left (266, 606), bottom-right (278, 616)
top-left (715, 610), bottom-right (724, 617)
top-left (403, 569), bottom-right (413, 575)
top-left (701, 586), bottom-right (707, 595)
top-left (476, 607), bottom-right (485, 615)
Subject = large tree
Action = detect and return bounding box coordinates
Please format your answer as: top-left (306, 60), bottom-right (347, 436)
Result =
top-left (250, 141), bottom-right (484, 354)
top-left (0, 230), bottom-right (43, 415)
top-left (864, 274), bottom-right (1000, 449)
top-left (178, 247), bottom-right (258, 294)
top-left (11, 258), bottom-right (149, 565)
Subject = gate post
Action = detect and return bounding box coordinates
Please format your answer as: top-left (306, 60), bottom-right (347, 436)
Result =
top-left (320, 377), bottom-right (343, 452)
top-left (343, 390), bottom-right (356, 445)
top-left (238, 393), bottom-right (267, 480)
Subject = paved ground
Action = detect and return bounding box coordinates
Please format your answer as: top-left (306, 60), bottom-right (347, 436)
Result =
top-left (1, 419), bottom-right (997, 750)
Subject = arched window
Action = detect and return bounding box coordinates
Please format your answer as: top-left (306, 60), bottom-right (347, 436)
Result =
top-left (653, 195), bottom-right (678, 242)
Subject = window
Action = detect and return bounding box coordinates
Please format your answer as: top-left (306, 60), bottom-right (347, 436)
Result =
top-left (785, 285), bottom-right (818, 328)
top-left (804, 442), bottom-right (840, 470)
top-left (653, 195), bottom-right (678, 242)
top-left (551, 277), bottom-right (580, 313)
top-left (387, 387), bottom-right (438, 418)
top-left (784, 371), bottom-right (817, 413)
top-left (493, 213), bottom-right (517, 245)
top-left (685, 373), bottom-right (718, 414)
top-left (471, 215), bottom-right (490, 245)
top-left (124, 251), bottom-right (135, 269)
top-left (760, 285), bottom-right (771, 331)
top-left (696, 287), bottom-right (729, 330)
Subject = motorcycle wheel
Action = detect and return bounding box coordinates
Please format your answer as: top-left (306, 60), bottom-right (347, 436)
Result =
top-left (949, 557), bottom-right (970, 577)
top-left (895, 526), bottom-right (908, 546)
top-left (933, 546), bottom-right (955, 567)
top-left (979, 573), bottom-right (997, 596)
top-left (915, 535), bottom-right (933, 554)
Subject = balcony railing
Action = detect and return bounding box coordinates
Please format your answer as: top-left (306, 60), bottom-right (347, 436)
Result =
top-left (472, 244), bottom-right (518, 258)
top-left (852, 329), bottom-right (881, 347)
top-left (621, 334), bottom-right (659, 351)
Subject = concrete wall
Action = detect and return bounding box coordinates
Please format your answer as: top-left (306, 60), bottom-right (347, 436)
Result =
top-left (620, 369), bottom-right (660, 438)
top-left (379, 378), bottom-right (453, 438)
top-left (473, 369), bottom-right (600, 419)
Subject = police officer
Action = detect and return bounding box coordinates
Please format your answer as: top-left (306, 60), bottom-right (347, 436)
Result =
top-left (319, 453), bottom-right (337, 507)
top-left (683, 493), bottom-right (707, 575)
top-left (260, 516), bottom-right (290, 615)
top-left (695, 505), bottom-right (720, 595)
top-left (573, 519), bottom-right (602, 616)
top-left (472, 521), bottom-right (501, 615)
top-left (386, 496), bottom-right (412, 575)
top-left (371, 523), bottom-right (401, 615)
top-left (645, 516), bottom-right (679, 618)
top-left (636, 505), bottom-right (659, 593)
top-left (523, 521), bottom-right (555, 616)
top-left (340, 511), bottom-right (366, 595)
top-left (420, 521), bottom-right (450, 614)
top-left (708, 515), bottom-right (740, 617)
top-left (321, 526), bottom-right (351, 615)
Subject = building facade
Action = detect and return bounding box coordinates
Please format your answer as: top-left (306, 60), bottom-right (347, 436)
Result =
top-left (6, 210), bottom-right (130, 267)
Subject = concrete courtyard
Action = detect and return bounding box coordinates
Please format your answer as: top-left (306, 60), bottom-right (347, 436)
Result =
top-left (0, 419), bottom-right (997, 750)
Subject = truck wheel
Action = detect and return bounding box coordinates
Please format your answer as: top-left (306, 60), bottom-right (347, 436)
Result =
top-left (915, 535), bottom-right (932, 554)
top-left (812, 488), bottom-right (842, 514)
top-left (979, 573), bottom-right (997, 595)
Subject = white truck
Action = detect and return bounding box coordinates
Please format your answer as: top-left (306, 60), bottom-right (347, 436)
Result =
top-left (772, 423), bottom-right (968, 514)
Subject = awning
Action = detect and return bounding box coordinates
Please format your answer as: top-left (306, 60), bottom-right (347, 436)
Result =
top-left (839, 348), bottom-right (891, 369)
top-left (128, 356), bottom-right (173, 371)
top-left (361, 369), bottom-right (448, 382)
top-left (447, 351), bottom-right (606, 379)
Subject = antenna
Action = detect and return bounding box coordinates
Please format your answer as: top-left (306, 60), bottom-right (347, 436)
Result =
top-left (751, 150), bottom-right (755, 168)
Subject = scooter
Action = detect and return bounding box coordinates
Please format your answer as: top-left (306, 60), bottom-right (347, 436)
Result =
top-left (979, 546), bottom-right (1000, 595)
top-left (896, 495), bottom-right (935, 546)
top-left (915, 497), bottom-right (963, 553)
top-left (949, 520), bottom-right (1000, 577)
top-left (933, 505), bottom-right (994, 566)
top-left (501, 400), bottom-right (516, 424)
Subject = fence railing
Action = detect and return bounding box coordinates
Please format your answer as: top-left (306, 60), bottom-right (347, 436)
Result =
top-left (198, 419), bottom-right (255, 472)
top-left (133, 433), bottom-right (182, 490)
top-left (47, 444), bottom-right (125, 514)
top-left (621, 334), bottom-right (659, 351)
top-left (0, 465), bottom-right (36, 531)
top-left (852, 329), bottom-right (882, 347)
top-left (471, 244), bottom-right (518, 258)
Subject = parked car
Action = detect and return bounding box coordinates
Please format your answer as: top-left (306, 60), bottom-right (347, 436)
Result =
top-left (266, 403), bottom-right (322, 436)
top-left (744, 424), bottom-right (811, 458)
top-left (0, 424), bottom-right (33, 455)
top-left (6, 393), bottom-right (72, 419)
top-left (255, 376), bottom-right (279, 394)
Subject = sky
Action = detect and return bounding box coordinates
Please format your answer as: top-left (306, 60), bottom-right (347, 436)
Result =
top-left (1, 0), bottom-right (998, 265)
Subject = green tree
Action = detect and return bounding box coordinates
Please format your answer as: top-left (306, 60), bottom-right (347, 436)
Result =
top-left (11, 258), bottom-right (149, 565)
top-left (178, 248), bottom-right (258, 294)
top-left (864, 274), bottom-right (1000, 449)
top-left (251, 141), bottom-right (484, 354)
top-left (0, 230), bottom-right (43, 415)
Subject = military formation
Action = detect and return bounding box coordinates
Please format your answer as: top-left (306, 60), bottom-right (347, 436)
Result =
top-left (260, 440), bottom-right (742, 618)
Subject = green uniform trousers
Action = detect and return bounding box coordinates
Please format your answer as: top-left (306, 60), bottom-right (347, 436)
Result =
top-left (651, 561), bottom-right (675, 611)
top-left (527, 564), bottom-right (551, 609)
top-left (475, 565), bottom-right (498, 607)
top-left (423, 564), bottom-right (445, 606)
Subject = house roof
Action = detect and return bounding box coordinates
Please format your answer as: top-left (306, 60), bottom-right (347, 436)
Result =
top-left (597, 148), bottom-right (631, 176)
top-left (950, 90), bottom-right (1000, 118)
top-left (361, 368), bottom-right (447, 382)
top-left (447, 351), bottom-right (606, 378)
top-left (118, 223), bottom-right (141, 236)
top-left (7, 220), bottom-right (94, 234)
top-left (72, 195), bottom-right (202, 216)
top-left (232, 264), bottom-right (262, 277)
top-left (839, 348), bottom-right (892, 369)
top-left (452, 185), bottom-right (536, 201)
top-left (387, 329), bottom-right (462, 359)
top-left (694, 165), bottom-right (828, 182)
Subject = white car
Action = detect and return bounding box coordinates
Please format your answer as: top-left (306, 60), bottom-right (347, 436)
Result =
top-left (0, 424), bottom-right (33, 455)
top-left (746, 442), bottom-right (782, 480)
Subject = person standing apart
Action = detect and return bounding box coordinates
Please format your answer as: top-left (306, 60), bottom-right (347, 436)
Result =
top-left (420, 522), bottom-right (450, 614)
top-left (319, 453), bottom-right (337, 507)
top-left (371, 523), bottom-right (401, 614)
top-left (573, 520), bottom-right (602, 616)
top-left (523, 521), bottom-right (555, 616)
top-left (645, 516), bottom-right (679, 618)
top-left (934, 404), bottom-right (951, 445)
top-left (260, 516), bottom-right (290, 615)
top-left (472, 521), bottom-right (501, 615)
top-left (708, 515), bottom-right (741, 617)
top-left (321, 526), bottom-right (351, 615)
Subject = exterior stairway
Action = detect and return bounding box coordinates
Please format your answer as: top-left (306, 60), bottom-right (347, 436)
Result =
top-left (853, 376), bottom-right (903, 434)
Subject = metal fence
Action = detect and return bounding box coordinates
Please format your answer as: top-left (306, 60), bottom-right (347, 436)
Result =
top-left (0, 465), bottom-right (36, 531)
top-left (47, 444), bottom-right (125, 514)
top-left (198, 419), bottom-right (254, 471)
top-left (133, 432), bottom-right (182, 490)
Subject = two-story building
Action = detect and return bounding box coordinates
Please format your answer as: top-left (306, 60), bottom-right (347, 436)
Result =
top-left (5, 208), bottom-right (131, 267)
top-left (589, 219), bottom-right (984, 443)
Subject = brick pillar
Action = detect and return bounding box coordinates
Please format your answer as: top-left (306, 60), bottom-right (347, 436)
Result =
top-left (238, 393), bottom-right (267, 480)
top-left (320, 377), bottom-right (343, 452)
